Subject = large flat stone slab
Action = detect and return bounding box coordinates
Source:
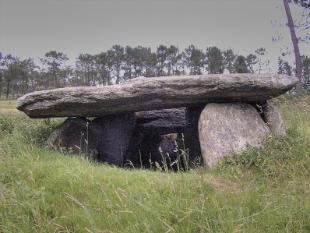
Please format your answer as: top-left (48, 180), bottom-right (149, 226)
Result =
top-left (17, 74), bottom-right (298, 118)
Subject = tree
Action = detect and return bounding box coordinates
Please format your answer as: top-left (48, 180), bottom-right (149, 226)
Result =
top-left (206, 46), bottom-right (224, 74)
top-left (76, 54), bottom-right (97, 86)
top-left (156, 45), bottom-right (168, 76)
top-left (1, 55), bottom-right (20, 99)
top-left (41, 51), bottom-right (69, 88)
top-left (0, 55), bottom-right (37, 98)
top-left (301, 55), bottom-right (310, 86)
top-left (283, 0), bottom-right (303, 88)
top-left (292, 0), bottom-right (310, 8)
top-left (233, 55), bottom-right (249, 73)
top-left (18, 58), bottom-right (38, 94)
top-left (183, 45), bottom-right (205, 75)
top-left (254, 47), bottom-right (270, 73)
top-left (0, 72), bottom-right (2, 98)
top-left (107, 45), bottom-right (124, 84)
top-left (245, 53), bottom-right (258, 73)
top-left (223, 49), bottom-right (236, 73)
top-left (123, 46), bottom-right (135, 80)
top-left (28, 68), bottom-right (42, 91)
top-left (0, 45), bottom-right (280, 95)
top-left (278, 57), bottom-right (292, 75)
top-left (132, 46), bottom-right (149, 78)
top-left (95, 52), bottom-right (111, 85)
top-left (278, 58), bottom-right (286, 75)
top-left (144, 50), bottom-right (157, 77)
top-left (166, 45), bottom-right (182, 75)
top-left (0, 58), bottom-right (3, 98)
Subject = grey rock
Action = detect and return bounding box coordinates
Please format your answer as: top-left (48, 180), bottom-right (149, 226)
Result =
top-left (47, 114), bottom-right (136, 166)
top-left (17, 74), bottom-right (298, 118)
top-left (157, 133), bottom-right (182, 169)
top-left (126, 107), bottom-right (201, 168)
top-left (262, 101), bottom-right (286, 135)
top-left (124, 132), bottom-right (183, 169)
top-left (92, 113), bottom-right (136, 166)
top-left (183, 106), bottom-right (204, 160)
top-left (124, 132), bottom-right (165, 168)
top-left (198, 103), bottom-right (271, 167)
top-left (135, 108), bottom-right (186, 134)
top-left (46, 118), bottom-right (98, 156)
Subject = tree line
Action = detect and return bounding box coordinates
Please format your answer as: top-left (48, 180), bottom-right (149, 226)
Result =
top-left (0, 45), bottom-right (309, 99)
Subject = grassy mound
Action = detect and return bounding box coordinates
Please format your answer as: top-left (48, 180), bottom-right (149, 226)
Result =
top-left (0, 93), bottom-right (309, 233)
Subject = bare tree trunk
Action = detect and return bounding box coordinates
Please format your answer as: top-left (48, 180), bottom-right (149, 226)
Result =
top-left (0, 76), bottom-right (2, 98)
top-left (283, 0), bottom-right (303, 90)
top-left (6, 79), bottom-right (10, 99)
top-left (52, 69), bottom-right (58, 88)
top-left (53, 74), bottom-right (57, 88)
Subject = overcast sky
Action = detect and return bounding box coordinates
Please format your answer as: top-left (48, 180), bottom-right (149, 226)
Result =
top-left (0, 0), bottom-right (309, 70)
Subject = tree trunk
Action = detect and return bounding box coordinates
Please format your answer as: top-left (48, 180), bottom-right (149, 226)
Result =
top-left (52, 69), bottom-right (57, 88)
top-left (53, 74), bottom-right (57, 88)
top-left (107, 74), bottom-right (112, 86)
top-left (116, 66), bottom-right (121, 84)
top-left (87, 72), bottom-right (90, 86)
top-left (283, 0), bottom-right (303, 90)
top-left (0, 77), bottom-right (2, 98)
top-left (6, 79), bottom-right (10, 99)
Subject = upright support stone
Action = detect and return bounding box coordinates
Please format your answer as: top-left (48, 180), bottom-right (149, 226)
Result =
top-left (47, 114), bottom-right (136, 166)
top-left (262, 101), bottom-right (286, 136)
top-left (92, 113), bottom-right (136, 166)
top-left (47, 117), bottom-right (99, 157)
top-left (184, 106), bottom-right (204, 161)
top-left (198, 103), bottom-right (271, 167)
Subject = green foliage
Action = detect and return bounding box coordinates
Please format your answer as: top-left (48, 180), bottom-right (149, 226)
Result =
top-left (292, 0), bottom-right (310, 8)
top-left (206, 47), bottom-right (224, 74)
top-left (40, 51), bottom-right (69, 88)
top-left (0, 115), bottom-right (16, 134)
top-left (223, 49), bottom-right (236, 73)
top-left (220, 128), bottom-right (309, 179)
top-left (0, 117), bottom-right (61, 159)
top-left (233, 55), bottom-right (249, 73)
top-left (76, 54), bottom-right (97, 86)
top-left (183, 45), bottom-right (206, 75)
top-left (245, 53), bottom-right (258, 73)
top-left (301, 55), bottom-right (310, 87)
top-left (278, 57), bottom-right (293, 75)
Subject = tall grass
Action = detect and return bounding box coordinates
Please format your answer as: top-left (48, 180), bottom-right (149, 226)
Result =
top-left (0, 100), bottom-right (19, 115)
top-left (0, 93), bottom-right (309, 233)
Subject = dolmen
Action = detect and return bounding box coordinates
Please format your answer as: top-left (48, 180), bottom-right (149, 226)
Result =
top-left (17, 74), bottom-right (298, 168)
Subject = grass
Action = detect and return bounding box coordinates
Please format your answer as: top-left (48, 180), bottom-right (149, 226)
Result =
top-left (0, 100), bottom-right (19, 115)
top-left (0, 92), bottom-right (309, 233)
